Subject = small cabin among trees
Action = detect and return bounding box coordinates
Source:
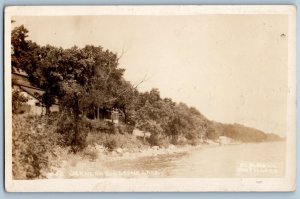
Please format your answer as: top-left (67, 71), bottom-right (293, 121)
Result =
top-left (12, 68), bottom-right (59, 115)
top-left (86, 108), bottom-right (120, 124)
top-left (12, 68), bottom-right (120, 123)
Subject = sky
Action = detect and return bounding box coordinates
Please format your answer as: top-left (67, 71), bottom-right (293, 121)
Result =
top-left (12, 15), bottom-right (288, 135)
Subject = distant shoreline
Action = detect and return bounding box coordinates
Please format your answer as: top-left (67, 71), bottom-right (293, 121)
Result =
top-left (101, 140), bottom-right (286, 160)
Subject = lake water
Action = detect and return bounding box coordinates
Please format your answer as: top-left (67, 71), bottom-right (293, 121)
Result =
top-left (53, 141), bottom-right (285, 178)
top-left (168, 141), bottom-right (286, 178)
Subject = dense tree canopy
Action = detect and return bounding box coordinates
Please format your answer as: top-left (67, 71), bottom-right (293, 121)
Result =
top-left (11, 24), bottom-right (283, 150)
top-left (12, 25), bottom-right (126, 116)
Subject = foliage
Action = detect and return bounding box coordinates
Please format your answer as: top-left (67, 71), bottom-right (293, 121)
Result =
top-left (11, 24), bottom-right (283, 172)
top-left (86, 132), bottom-right (144, 151)
top-left (206, 121), bottom-right (283, 142)
top-left (56, 111), bottom-right (90, 152)
top-left (11, 89), bottom-right (29, 114)
top-left (132, 89), bottom-right (209, 145)
top-left (81, 145), bottom-right (99, 161)
top-left (11, 25), bottom-right (131, 151)
top-left (146, 133), bottom-right (170, 147)
top-left (87, 119), bottom-right (115, 133)
top-left (12, 115), bottom-right (63, 179)
top-left (12, 26), bottom-right (126, 115)
top-left (206, 122), bottom-right (221, 141)
top-left (222, 123), bottom-right (283, 142)
top-left (11, 25), bottom-right (31, 71)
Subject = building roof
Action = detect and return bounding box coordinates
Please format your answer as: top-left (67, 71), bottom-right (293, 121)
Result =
top-left (12, 67), bottom-right (28, 77)
top-left (19, 86), bottom-right (44, 102)
top-left (12, 68), bottom-right (59, 105)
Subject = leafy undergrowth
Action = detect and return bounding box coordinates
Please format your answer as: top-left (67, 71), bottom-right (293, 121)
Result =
top-left (12, 114), bottom-right (147, 179)
top-left (12, 114), bottom-right (203, 179)
top-left (12, 114), bottom-right (64, 179)
top-left (86, 131), bottom-right (146, 152)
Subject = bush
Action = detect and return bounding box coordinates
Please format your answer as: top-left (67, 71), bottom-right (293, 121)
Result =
top-left (116, 124), bottom-right (135, 134)
top-left (81, 145), bottom-right (98, 161)
top-left (187, 138), bottom-right (200, 146)
top-left (88, 119), bottom-right (114, 133)
top-left (12, 89), bottom-right (29, 114)
top-left (185, 130), bottom-right (198, 140)
top-left (147, 134), bottom-right (160, 146)
top-left (56, 112), bottom-right (89, 152)
top-left (174, 135), bottom-right (187, 145)
top-left (146, 134), bottom-right (170, 147)
top-left (12, 115), bottom-right (63, 179)
top-left (104, 136), bottom-right (118, 151)
top-left (184, 130), bottom-right (200, 145)
top-left (86, 132), bottom-right (144, 151)
top-left (87, 119), bottom-right (134, 135)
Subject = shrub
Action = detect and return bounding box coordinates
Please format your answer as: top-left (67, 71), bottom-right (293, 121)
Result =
top-left (87, 119), bottom-right (134, 135)
top-left (104, 136), bottom-right (118, 151)
top-left (187, 138), bottom-right (200, 146)
top-left (81, 145), bottom-right (98, 161)
top-left (174, 135), bottom-right (187, 145)
top-left (147, 134), bottom-right (170, 147)
top-left (185, 130), bottom-right (198, 140)
top-left (12, 115), bottom-right (63, 179)
top-left (56, 112), bottom-right (89, 152)
top-left (184, 130), bottom-right (201, 146)
top-left (12, 89), bottom-right (29, 114)
top-left (86, 132), bottom-right (144, 151)
top-left (88, 119), bottom-right (114, 133)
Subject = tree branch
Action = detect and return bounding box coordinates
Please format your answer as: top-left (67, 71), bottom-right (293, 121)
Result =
top-left (104, 60), bottom-right (112, 87)
top-left (116, 44), bottom-right (129, 63)
top-left (104, 74), bottom-right (148, 104)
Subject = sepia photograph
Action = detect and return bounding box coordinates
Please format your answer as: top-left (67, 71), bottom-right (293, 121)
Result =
top-left (4, 6), bottom-right (296, 192)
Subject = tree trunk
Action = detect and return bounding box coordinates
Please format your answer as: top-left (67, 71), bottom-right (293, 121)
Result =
top-left (82, 110), bottom-right (85, 118)
top-left (41, 105), bottom-right (44, 116)
top-left (121, 106), bottom-right (127, 124)
top-left (97, 106), bottom-right (100, 120)
top-left (72, 93), bottom-right (81, 153)
top-left (45, 106), bottom-right (50, 115)
top-left (123, 108), bottom-right (127, 124)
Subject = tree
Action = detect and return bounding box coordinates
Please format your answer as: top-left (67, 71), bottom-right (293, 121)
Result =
top-left (73, 45), bottom-right (126, 118)
top-left (55, 46), bottom-right (127, 152)
top-left (11, 25), bottom-right (60, 114)
top-left (112, 80), bottom-right (137, 124)
top-left (11, 25), bottom-right (30, 71)
top-left (29, 45), bottom-right (64, 114)
top-left (11, 25), bottom-right (131, 151)
top-left (11, 25), bottom-right (33, 115)
top-left (132, 89), bottom-right (175, 144)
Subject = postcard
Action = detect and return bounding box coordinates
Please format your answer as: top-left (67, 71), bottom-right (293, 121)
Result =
top-left (4, 5), bottom-right (296, 192)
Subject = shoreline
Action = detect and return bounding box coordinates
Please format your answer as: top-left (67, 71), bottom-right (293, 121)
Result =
top-left (47, 142), bottom-right (217, 178)
top-left (85, 140), bottom-right (224, 162)
top-left (47, 141), bottom-right (285, 179)
top-left (52, 140), bottom-right (285, 164)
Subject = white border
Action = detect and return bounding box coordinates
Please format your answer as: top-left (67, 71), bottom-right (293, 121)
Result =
top-left (4, 5), bottom-right (297, 192)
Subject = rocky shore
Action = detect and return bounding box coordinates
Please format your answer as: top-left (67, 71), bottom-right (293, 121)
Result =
top-left (47, 142), bottom-right (221, 178)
